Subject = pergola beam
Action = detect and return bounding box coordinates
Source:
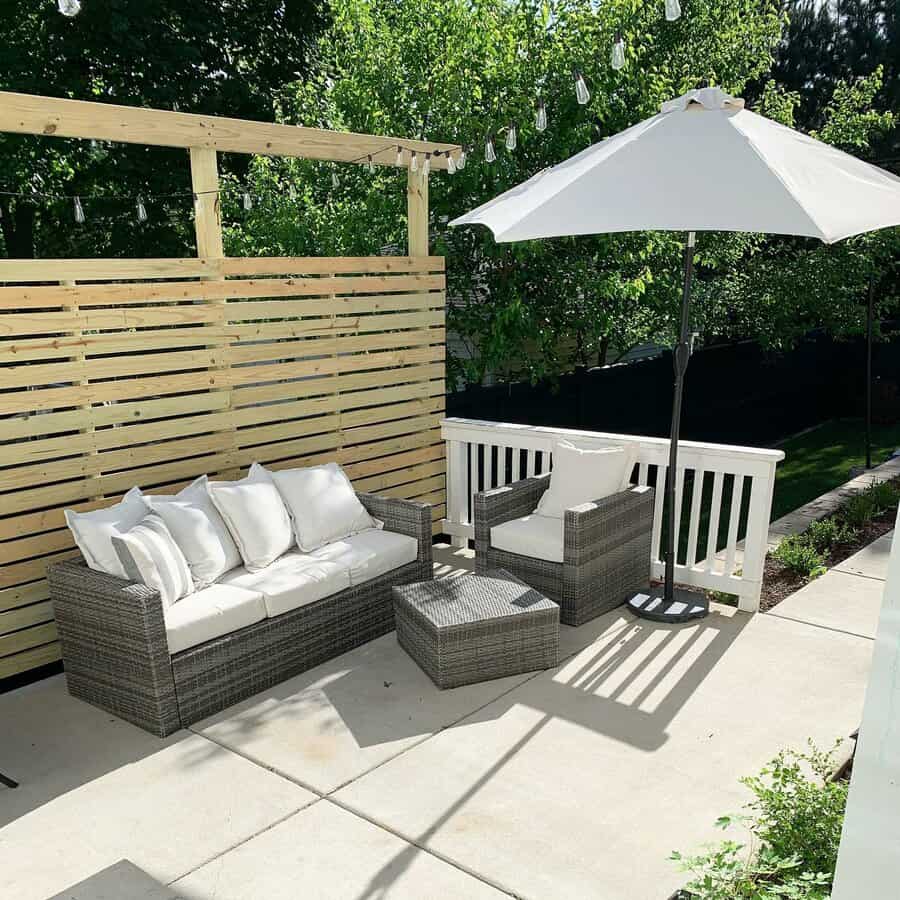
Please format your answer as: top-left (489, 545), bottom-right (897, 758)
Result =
top-left (0, 91), bottom-right (457, 169)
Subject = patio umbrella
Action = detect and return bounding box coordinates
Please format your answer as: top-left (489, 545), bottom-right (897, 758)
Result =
top-left (451, 86), bottom-right (900, 623)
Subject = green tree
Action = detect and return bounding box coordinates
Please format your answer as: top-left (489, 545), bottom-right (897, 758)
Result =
top-left (0, 0), bottom-right (326, 258)
top-left (231, 0), bottom-right (785, 388)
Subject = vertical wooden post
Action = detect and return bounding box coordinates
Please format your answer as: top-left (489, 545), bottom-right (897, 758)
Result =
top-left (189, 148), bottom-right (236, 477)
top-left (407, 166), bottom-right (429, 257)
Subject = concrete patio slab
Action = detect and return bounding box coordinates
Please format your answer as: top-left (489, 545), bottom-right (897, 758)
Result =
top-left (834, 530), bottom-right (893, 581)
top-left (769, 568), bottom-right (886, 639)
top-left (333, 607), bottom-right (871, 900)
top-left (193, 630), bottom-right (537, 795)
top-left (173, 799), bottom-right (509, 900)
top-left (48, 861), bottom-right (178, 900)
top-left (0, 677), bottom-right (315, 900)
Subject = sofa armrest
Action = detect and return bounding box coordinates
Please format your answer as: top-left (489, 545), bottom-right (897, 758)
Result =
top-left (357, 492), bottom-right (433, 566)
top-left (474, 474), bottom-right (551, 557)
top-left (563, 485), bottom-right (655, 568)
top-left (48, 559), bottom-right (180, 737)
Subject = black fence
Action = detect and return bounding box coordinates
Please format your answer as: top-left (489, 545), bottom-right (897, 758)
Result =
top-left (447, 330), bottom-right (900, 447)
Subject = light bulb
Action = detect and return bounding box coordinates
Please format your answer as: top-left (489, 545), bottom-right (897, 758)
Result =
top-left (242, 191), bottom-right (253, 211)
top-left (484, 136), bottom-right (496, 163)
top-left (611, 34), bottom-right (626, 71)
top-left (410, 151), bottom-right (418, 173)
top-left (665, 0), bottom-right (682, 21)
top-left (446, 153), bottom-right (457, 175)
top-left (331, 170), bottom-right (340, 189)
top-left (574, 70), bottom-right (590, 105)
top-left (136, 196), bottom-right (148, 223)
top-left (505, 123), bottom-right (517, 151)
top-left (423, 153), bottom-right (431, 175)
top-left (288, 184), bottom-right (297, 201)
top-left (58, 0), bottom-right (81, 17)
top-left (395, 146), bottom-right (403, 167)
top-left (366, 155), bottom-right (375, 174)
top-left (535, 98), bottom-right (548, 132)
top-left (73, 196), bottom-right (85, 224)
top-left (457, 147), bottom-right (467, 170)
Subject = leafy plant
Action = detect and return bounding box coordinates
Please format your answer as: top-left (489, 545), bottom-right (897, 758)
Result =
top-left (841, 478), bottom-right (900, 527)
top-left (771, 533), bottom-right (826, 580)
top-left (804, 518), bottom-right (858, 555)
top-left (672, 741), bottom-right (847, 899)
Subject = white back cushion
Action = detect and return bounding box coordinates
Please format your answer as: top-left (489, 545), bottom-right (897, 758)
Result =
top-left (111, 513), bottom-right (194, 609)
top-left (535, 440), bottom-right (637, 519)
top-left (269, 462), bottom-right (380, 552)
top-left (144, 475), bottom-right (242, 587)
top-left (64, 486), bottom-right (148, 579)
top-left (207, 463), bottom-right (294, 572)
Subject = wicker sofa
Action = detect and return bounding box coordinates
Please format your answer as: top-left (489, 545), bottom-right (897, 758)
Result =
top-left (49, 493), bottom-right (432, 737)
top-left (474, 474), bottom-right (654, 626)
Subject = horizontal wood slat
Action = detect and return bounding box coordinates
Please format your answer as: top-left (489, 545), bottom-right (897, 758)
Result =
top-left (0, 255), bottom-right (446, 681)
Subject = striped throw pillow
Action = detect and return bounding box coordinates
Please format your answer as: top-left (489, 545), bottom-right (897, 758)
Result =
top-left (112, 513), bottom-right (194, 609)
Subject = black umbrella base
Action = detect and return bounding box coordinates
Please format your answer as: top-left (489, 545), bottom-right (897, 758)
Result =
top-left (627, 587), bottom-right (709, 623)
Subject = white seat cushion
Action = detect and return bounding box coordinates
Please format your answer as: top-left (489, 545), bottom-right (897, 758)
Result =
top-left (164, 584), bottom-right (266, 655)
top-left (535, 440), bottom-right (637, 519)
top-left (491, 514), bottom-right (565, 564)
top-left (308, 529), bottom-right (418, 585)
top-left (219, 553), bottom-right (351, 618)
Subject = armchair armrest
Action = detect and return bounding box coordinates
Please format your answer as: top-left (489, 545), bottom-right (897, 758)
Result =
top-left (474, 473), bottom-right (551, 558)
top-left (563, 485), bottom-right (655, 567)
top-left (48, 559), bottom-right (180, 737)
top-left (357, 492), bottom-right (433, 566)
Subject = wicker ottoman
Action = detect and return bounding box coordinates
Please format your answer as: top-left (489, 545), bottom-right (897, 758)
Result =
top-left (392, 568), bottom-right (560, 689)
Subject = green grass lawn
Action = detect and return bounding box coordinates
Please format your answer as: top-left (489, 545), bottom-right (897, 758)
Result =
top-left (771, 418), bottom-right (900, 521)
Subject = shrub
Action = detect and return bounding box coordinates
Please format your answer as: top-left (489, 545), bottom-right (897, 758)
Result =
top-left (841, 479), bottom-right (900, 527)
top-left (772, 534), bottom-right (826, 580)
top-left (804, 517), bottom-right (858, 554)
top-left (672, 741), bottom-right (847, 899)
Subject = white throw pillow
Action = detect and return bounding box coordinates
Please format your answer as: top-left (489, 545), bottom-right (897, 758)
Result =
top-left (535, 440), bottom-right (637, 519)
top-left (143, 476), bottom-right (243, 588)
top-left (269, 461), bottom-right (381, 552)
top-left (64, 486), bottom-right (148, 579)
top-left (207, 463), bottom-right (294, 572)
top-left (110, 513), bottom-right (194, 609)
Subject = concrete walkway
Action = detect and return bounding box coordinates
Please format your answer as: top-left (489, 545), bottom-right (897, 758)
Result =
top-left (1, 541), bottom-right (883, 900)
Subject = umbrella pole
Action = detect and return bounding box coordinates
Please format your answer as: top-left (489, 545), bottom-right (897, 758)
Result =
top-left (627, 231), bottom-right (709, 623)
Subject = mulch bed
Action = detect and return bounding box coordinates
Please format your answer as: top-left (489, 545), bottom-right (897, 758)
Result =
top-left (759, 507), bottom-right (896, 613)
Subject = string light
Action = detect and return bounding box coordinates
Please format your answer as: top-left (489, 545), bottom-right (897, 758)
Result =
top-left (505, 122), bottom-right (517, 151)
top-left (58, 0), bottom-right (81, 17)
top-left (366, 154), bottom-right (375, 174)
top-left (423, 152), bottom-right (431, 175)
top-left (395, 145), bottom-right (404, 167)
top-left (136, 196), bottom-right (148, 223)
top-left (409, 151), bottom-right (418, 173)
top-left (73, 196), bottom-right (85, 224)
top-left (535, 98), bottom-right (548, 132)
top-left (611, 33), bottom-right (626, 71)
top-left (288, 184), bottom-right (297, 201)
top-left (446, 152), bottom-right (457, 175)
top-left (665, 0), bottom-right (682, 21)
top-left (573, 69), bottom-right (590, 105)
top-left (331, 169), bottom-right (340, 189)
top-left (457, 147), bottom-right (467, 170)
top-left (484, 135), bottom-right (497, 164)
top-left (242, 191), bottom-right (253, 211)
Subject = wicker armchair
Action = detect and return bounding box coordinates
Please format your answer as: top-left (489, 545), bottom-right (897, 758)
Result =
top-left (474, 474), bottom-right (655, 626)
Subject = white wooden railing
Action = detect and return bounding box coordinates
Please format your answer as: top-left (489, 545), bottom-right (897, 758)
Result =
top-left (442, 417), bottom-right (784, 612)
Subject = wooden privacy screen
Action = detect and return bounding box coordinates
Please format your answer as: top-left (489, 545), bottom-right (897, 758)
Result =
top-left (0, 255), bottom-right (446, 679)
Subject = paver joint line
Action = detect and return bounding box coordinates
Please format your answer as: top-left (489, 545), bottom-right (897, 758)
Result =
top-left (765, 612), bottom-right (875, 643)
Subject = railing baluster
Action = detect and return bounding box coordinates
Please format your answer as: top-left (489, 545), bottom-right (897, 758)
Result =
top-left (651, 464), bottom-right (667, 563)
top-left (526, 449), bottom-right (536, 477)
top-left (637, 461), bottom-right (648, 486)
top-left (704, 470), bottom-right (724, 572)
top-left (686, 469), bottom-right (704, 568)
top-left (485, 443), bottom-right (494, 490)
top-left (724, 473), bottom-right (745, 578)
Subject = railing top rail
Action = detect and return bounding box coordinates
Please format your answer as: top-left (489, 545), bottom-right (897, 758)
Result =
top-left (441, 417), bottom-right (785, 464)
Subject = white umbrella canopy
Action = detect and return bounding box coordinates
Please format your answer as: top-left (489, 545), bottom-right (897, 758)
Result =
top-left (451, 87), bottom-right (900, 244)
top-left (451, 87), bottom-right (900, 624)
